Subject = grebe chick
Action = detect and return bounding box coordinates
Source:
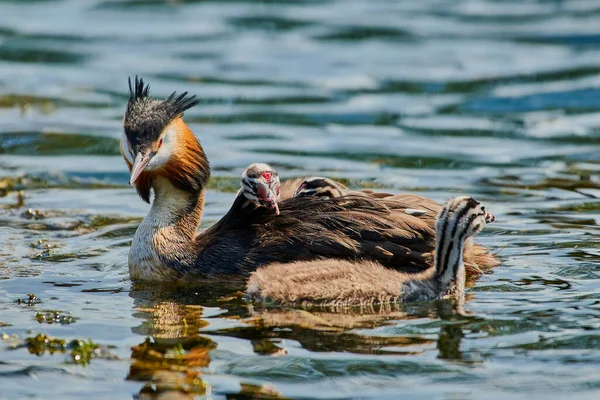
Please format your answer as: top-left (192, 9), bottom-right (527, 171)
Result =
top-left (121, 77), bottom-right (498, 281)
top-left (294, 177), bottom-right (348, 199)
top-left (241, 163), bottom-right (281, 215)
top-left (294, 176), bottom-right (398, 201)
top-left (247, 197), bottom-right (495, 306)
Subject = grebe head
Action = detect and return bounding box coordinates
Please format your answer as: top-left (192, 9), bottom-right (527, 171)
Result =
top-left (293, 177), bottom-right (345, 199)
top-left (437, 196), bottom-right (495, 243)
top-left (241, 163), bottom-right (281, 215)
top-left (121, 76), bottom-right (209, 202)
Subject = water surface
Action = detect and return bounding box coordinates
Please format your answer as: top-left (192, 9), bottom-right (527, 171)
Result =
top-left (1, 0), bottom-right (600, 399)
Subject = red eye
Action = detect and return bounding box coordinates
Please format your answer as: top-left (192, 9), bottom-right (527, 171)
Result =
top-left (158, 138), bottom-right (163, 148)
top-left (261, 171), bottom-right (272, 183)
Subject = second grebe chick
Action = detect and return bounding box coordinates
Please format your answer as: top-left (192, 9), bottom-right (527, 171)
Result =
top-left (246, 197), bottom-right (495, 306)
top-left (294, 177), bottom-right (348, 199)
top-left (294, 176), bottom-right (400, 201)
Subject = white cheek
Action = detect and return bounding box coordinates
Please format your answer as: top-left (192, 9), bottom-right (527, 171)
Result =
top-left (147, 129), bottom-right (176, 170)
top-left (120, 131), bottom-right (134, 164)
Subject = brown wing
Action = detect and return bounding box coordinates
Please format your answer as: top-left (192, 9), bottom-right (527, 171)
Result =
top-left (256, 193), bottom-right (495, 274)
top-left (195, 192), bottom-right (497, 278)
top-left (246, 194), bottom-right (432, 273)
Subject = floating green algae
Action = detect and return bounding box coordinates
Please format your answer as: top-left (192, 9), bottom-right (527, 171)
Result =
top-left (22, 333), bottom-right (116, 366)
top-left (70, 339), bottom-right (101, 366)
top-left (16, 293), bottom-right (41, 306)
top-left (35, 310), bottom-right (77, 325)
top-left (26, 333), bottom-right (67, 356)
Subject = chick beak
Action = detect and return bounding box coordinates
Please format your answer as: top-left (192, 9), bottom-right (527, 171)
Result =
top-left (130, 152), bottom-right (151, 186)
top-left (269, 198), bottom-right (280, 216)
top-left (257, 183), bottom-right (280, 215)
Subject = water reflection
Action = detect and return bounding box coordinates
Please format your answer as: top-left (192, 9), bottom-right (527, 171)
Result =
top-left (129, 283), bottom-right (215, 398)
top-left (129, 281), bottom-right (291, 399)
top-left (128, 281), bottom-right (479, 397)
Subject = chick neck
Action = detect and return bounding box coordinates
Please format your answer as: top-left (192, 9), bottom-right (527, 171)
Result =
top-left (434, 216), bottom-right (469, 298)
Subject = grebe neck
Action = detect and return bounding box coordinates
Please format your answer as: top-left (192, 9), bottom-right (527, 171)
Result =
top-left (129, 176), bottom-right (205, 280)
top-left (150, 176), bottom-right (204, 238)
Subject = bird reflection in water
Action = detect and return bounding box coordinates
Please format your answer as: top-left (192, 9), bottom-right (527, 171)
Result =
top-left (127, 281), bottom-right (475, 398)
top-left (128, 281), bottom-right (287, 399)
top-left (129, 282), bottom-right (224, 399)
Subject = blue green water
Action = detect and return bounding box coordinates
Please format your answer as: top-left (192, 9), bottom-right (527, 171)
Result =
top-left (1, 0), bottom-right (600, 399)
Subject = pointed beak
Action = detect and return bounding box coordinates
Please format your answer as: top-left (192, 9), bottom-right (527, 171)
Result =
top-left (257, 182), bottom-right (280, 215)
top-left (130, 152), bottom-right (151, 186)
top-left (269, 198), bottom-right (280, 216)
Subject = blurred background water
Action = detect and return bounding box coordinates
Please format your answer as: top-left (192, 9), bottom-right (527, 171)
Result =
top-left (1, 0), bottom-right (600, 399)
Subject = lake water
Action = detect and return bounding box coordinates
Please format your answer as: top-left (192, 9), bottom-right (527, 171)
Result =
top-left (1, 0), bottom-right (600, 399)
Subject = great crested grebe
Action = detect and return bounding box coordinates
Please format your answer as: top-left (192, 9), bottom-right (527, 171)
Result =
top-left (246, 196), bottom-right (495, 306)
top-left (121, 77), bottom-right (498, 281)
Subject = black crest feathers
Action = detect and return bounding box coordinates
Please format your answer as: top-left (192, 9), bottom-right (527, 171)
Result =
top-left (128, 75), bottom-right (150, 104)
top-left (164, 90), bottom-right (200, 118)
top-left (126, 75), bottom-right (200, 120)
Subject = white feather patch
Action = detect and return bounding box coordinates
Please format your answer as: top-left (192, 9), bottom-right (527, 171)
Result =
top-left (120, 130), bottom-right (134, 164)
top-left (147, 125), bottom-right (176, 170)
top-left (405, 208), bottom-right (427, 216)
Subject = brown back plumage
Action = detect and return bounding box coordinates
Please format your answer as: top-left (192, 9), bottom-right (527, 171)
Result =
top-left (188, 191), bottom-right (497, 279)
